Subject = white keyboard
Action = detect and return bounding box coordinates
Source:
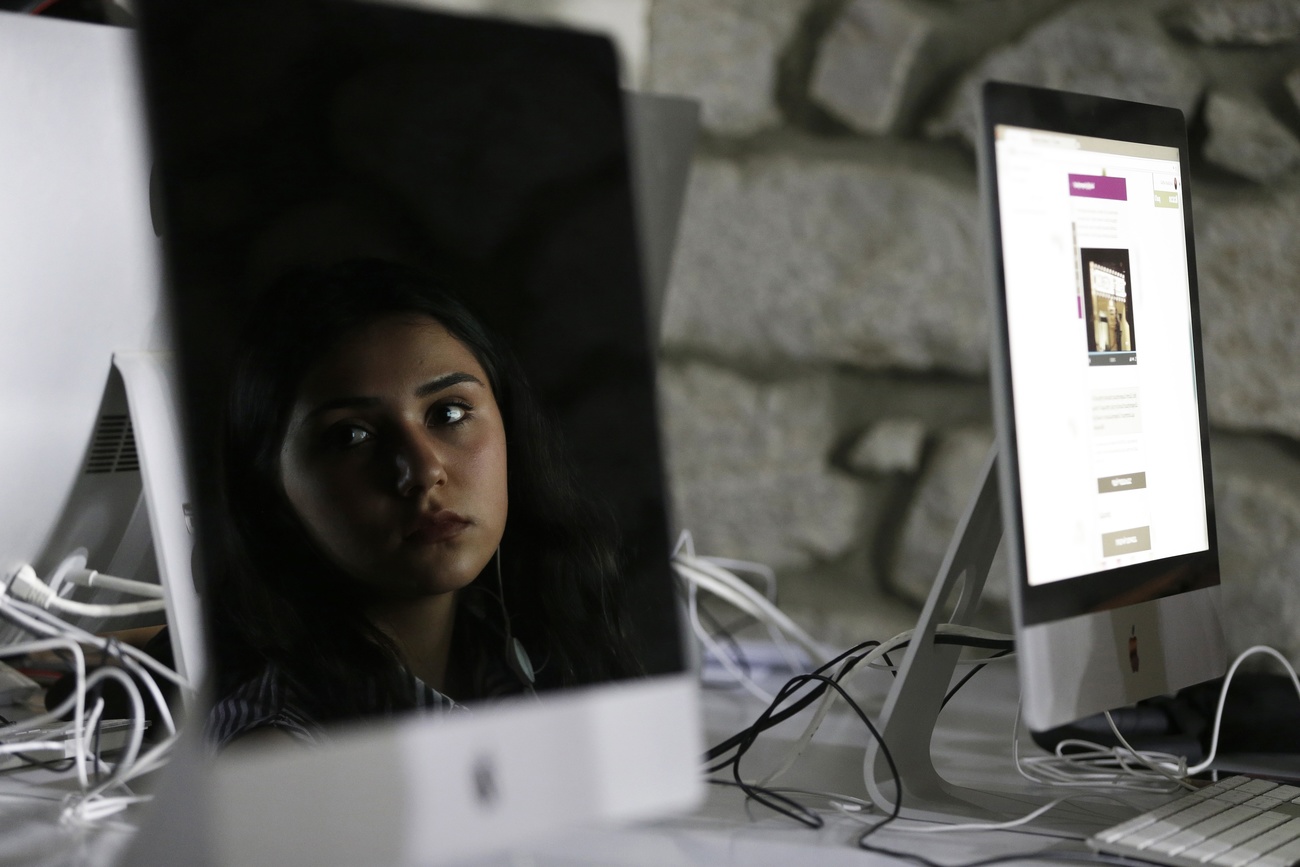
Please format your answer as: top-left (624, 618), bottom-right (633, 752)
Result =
top-left (1091, 776), bottom-right (1300, 867)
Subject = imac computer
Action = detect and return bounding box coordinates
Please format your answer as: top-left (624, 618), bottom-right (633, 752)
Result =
top-left (0, 12), bottom-right (204, 687)
top-left (985, 82), bottom-right (1224, 732)
top-left (126, 2), bottom-right (702, 865)
top-left (863, 81), bottom-right (1225, 825)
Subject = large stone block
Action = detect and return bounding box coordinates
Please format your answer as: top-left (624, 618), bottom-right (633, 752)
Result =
top-left (1165, 0), bottom-right (1300, 46)
top-left (927, 0), bottom-right (1204, 147)
top-left (809, 0), bottom-right (936, 136)
top-left (828, 371), bottom-right (994, 437)
top-left (1202, 90), bottom-right (1300, 183)
top-left (658, 362), bottom-right (878, 571)
top-left (846, 418), bottom-right (928, 475)
top-left (647, 0), bottom-right (811, 136)
top-left (1211, 436), bottom-right (1300, 662)
top-left (660, 154), bottom-right (986, 373)
top-left (808, 0), bottom-right (1071, 136)
top-left (1196, 181), bottom-right (1300, 438)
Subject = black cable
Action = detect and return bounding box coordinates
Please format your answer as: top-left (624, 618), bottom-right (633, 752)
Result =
top-left (708, 778), bottom-right (823, 828)
top-left (92, 709), bottom-right (105, 785)
top-left (932, 635), bottom-right (1014, 652)
top-left (6, 752), bottom-right (77, 772)
top-left (698, 605), bottom-right (752, 684)
top-left (705, 632), bottom-right (1017, 831)
top-left (720, 672), bottom-right (902, 830)
top-left (703, 637), bottom-right (883, 765)
top-left (720, 672), bottom-right (836, 826)
top-left (941, 649), bottom-right (1014, 710)
top-left (698, 631), bottom-right (1158, 867)
top-left (855, 650), bottom-right (1021, 848)
top-left (704, 652), bottom-right (855, 767)
top-left (704, 634), bottom-right (1014, 766)
top-left (0, 712), bottom-right (76, 772)
top-left (878, 634), bottom-right (1015, 681)
top-left (704, 648), bottom-right (881, 775)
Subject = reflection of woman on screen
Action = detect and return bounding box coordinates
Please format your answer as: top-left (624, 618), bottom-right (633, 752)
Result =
top-left (205, 260), bottom-right (641, 747)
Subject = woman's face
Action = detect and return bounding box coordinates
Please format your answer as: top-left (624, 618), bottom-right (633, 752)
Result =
top-left (278, 314), bottom-right (508, 599)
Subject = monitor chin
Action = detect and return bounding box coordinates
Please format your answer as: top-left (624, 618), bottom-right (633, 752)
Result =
top-left (1018, 585), bottom-right (1225, 733)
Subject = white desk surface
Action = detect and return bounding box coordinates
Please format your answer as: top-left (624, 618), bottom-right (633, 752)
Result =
top-left (0, 763), bottom-right (135, 867)
top-left (0, 659), bottom-right (1197, 867)
top-left (464, 659), bottom-right (1181, 867)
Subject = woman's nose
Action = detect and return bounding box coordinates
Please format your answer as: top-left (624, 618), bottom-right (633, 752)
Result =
top-left (393, 430), bottom-right (445, 496)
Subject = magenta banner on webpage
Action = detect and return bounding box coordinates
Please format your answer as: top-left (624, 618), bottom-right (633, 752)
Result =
top-left (1068, 173), bottom-right (1127, 200)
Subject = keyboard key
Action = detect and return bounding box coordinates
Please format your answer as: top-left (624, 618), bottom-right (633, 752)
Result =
top-left (1098, 796), bottom-right (1208, 844)
top-left (1250, 797), bottom-right (1290, 810)
top-left (1250, 835), bottom-right (1300, 867)
top-left (1091, 777), bottom-right (1300, 867)
top-left (1142, 811), bottom-right (1289, 863)
top-left (1208, 817), bottom-right (1300, 867)
top-left (1199, 778), bottom-right (1251, 797)
top-left (1131, 801), bottom-right (1237, 849)
top-left (1148, 806), bottom-right (1264, 856)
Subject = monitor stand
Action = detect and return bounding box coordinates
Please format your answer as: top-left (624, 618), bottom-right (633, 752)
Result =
top-left (864, 444), bottom-right (1022, 823)
top-left (862, 445), bottom-right (1135, 834)
top-left (114, 351), bottom-right (205, 689)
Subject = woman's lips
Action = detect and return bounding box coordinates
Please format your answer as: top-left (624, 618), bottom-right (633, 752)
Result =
top-left (405, 509), bottom-right (471, 544)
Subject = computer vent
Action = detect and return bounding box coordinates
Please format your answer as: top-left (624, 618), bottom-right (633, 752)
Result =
top-left (86, 413), bottom-right (140, 474)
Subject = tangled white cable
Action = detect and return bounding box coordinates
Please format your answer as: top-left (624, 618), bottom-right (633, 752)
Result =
top-left (7, 563), bottom-right (167, 618)
top-left (0, 555), bottom-right (194, 826)
top-left (672, 530), bottom-right (824, 669)
top-left (1012, 702), bottom-right (1191, 795)
top-left (1016, 645), bottom-right (1300, 796)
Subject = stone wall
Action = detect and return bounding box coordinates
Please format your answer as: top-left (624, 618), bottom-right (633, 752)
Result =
top-left (647, 0), bottom-right (1300, 659)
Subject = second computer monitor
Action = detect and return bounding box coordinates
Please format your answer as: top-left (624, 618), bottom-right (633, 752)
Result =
top-left (981, 81), bottom-right (1225, 732)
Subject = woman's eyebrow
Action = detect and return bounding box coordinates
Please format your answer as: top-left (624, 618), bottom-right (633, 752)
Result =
top-left (305, 373), bottom-right (484, 420)
top-left (414, 371), bottom-right (483, 397)
top-left (304, 395), bottom-right (381, 419)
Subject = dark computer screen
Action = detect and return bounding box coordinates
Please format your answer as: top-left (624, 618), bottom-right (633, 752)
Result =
top-left (136, 0), bottom-right (682, 739)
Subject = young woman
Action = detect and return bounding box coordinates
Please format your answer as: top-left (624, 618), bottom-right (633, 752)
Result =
top-left (205, 260), bottom-right (642, 747)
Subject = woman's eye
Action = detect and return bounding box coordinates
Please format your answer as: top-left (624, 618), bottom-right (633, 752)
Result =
top-left (431, 403), bottom-right (470, 426)
top-left (326, 424), bottom-right (372, 449)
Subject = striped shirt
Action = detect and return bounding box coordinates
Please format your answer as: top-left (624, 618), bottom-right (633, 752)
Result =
top-left (205, 661), bottom-right (463, 749)
top-left (204, 599), bottom-right (526, 749)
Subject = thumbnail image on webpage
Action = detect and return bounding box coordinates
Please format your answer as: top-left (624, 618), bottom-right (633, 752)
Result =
top-left (1080, 248), bottom-right (1135, 363)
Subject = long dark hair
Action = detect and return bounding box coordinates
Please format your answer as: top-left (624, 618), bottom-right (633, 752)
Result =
top-left (210, 259), bottom-right (642, 722)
